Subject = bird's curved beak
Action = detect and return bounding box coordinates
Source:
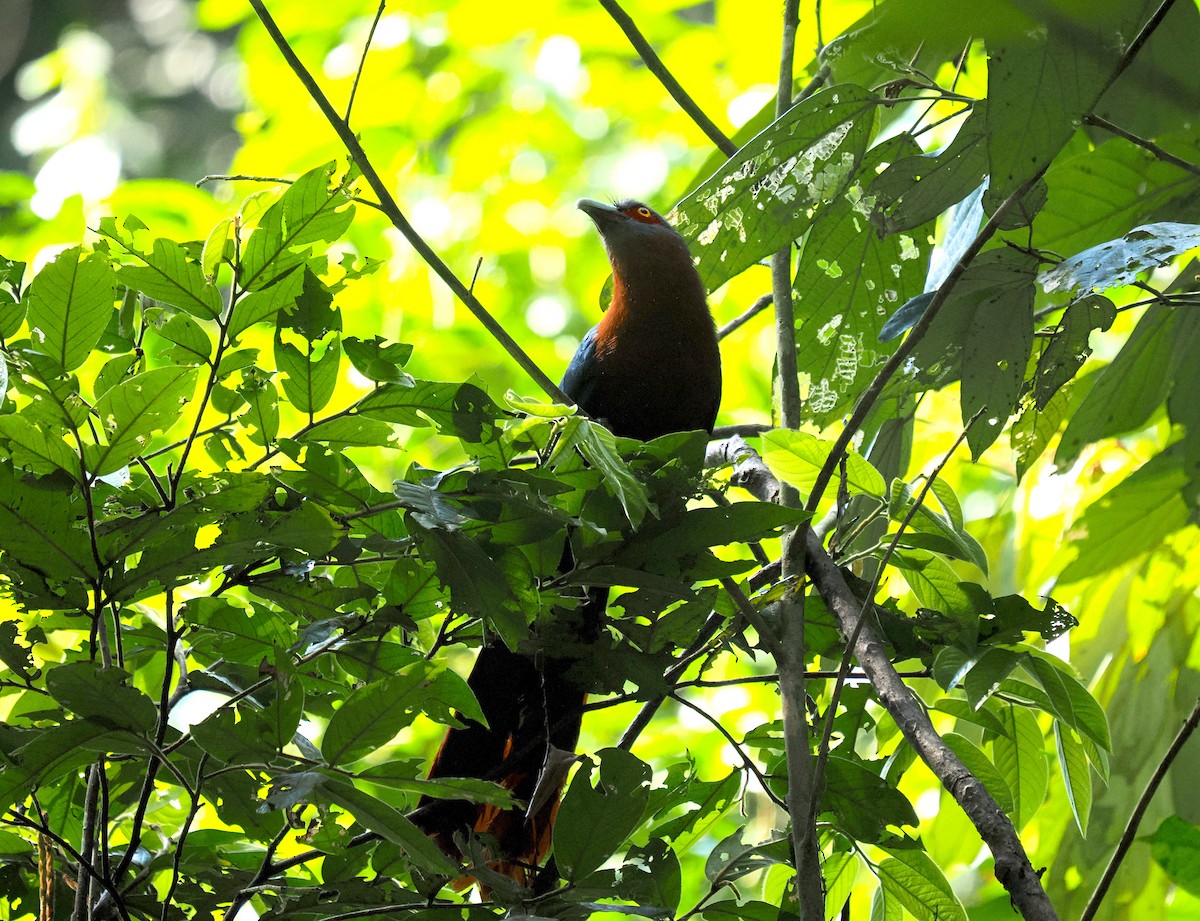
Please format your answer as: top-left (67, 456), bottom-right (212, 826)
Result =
top-left (577, 198), bottom-right (621, 228)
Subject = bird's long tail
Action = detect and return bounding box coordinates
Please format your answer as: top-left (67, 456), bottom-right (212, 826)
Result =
top-left (411, 587), bottom-right (606, 887)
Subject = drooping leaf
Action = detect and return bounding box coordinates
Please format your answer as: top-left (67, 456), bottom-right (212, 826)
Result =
top-left (877, 849), bottom-right (967, 921)
top-left (990, 704), bottom-right (1048, 831)
top-left (555, 748), bottom-right (652, 880)
top-left (1054, 724), bottom-right (1093, 837)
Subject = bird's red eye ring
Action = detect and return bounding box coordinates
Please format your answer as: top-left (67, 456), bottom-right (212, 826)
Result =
top-left (625, 205), bottom-right (658, 224)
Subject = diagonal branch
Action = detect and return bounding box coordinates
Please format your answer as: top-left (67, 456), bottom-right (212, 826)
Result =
top-left (247, 0), bottom-right (571, 406)
top-left (713, 435), bottom-right (1058, 920)
top-left (595, 0), bottom-right (737, 157)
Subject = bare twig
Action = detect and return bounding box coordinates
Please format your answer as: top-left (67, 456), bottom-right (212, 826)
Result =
top-left (247, 0), bottom-right (571, 405)
top-left (1083, 113), bottom-right (1200, 178)
top-left (670, 692), bottom-right (789, 811)
top-left (345, 1), bottom-right (386, 126)
top-left (1081, 696), bottom-right (1200, 921)
top-left (718, 293), bottom-right (772, 339)
top-left (595, 0), bottom-right (737, 157)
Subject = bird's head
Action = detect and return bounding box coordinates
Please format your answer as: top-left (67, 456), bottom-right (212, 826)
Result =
top-left (577, 198), bottom-right (698, 283)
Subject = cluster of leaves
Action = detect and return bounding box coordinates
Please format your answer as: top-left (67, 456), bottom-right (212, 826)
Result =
top-left (0, 163), bottom-right (810, 919)
top-left (3, 0), bottom-right (1200, 918)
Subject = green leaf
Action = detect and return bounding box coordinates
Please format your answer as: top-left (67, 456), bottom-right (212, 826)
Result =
top-left (276, 333), bottom-right (340, 415)
top-left (90, 366), bottom-right (197, 475)
top-left (822, 851), bottom-right (861, 921)
top-left (410, 523), bottom-right (525, 649)
top-left (115, 237), bottom-right (223, 320)
top-left (1024, 650), bottom-right (1111, 750)
top-left (155, 312), bottom-right (213, 365)
top-left (45, 662), bottom-right (157, 734)
top-left (877, 849), bottom-right (967, 921)
top-left (0, 467), bottom-right (97, 588)
top-left (555, 747), bottom-right (652, 880)
top-left (1149, 816), bottom-right (1200, 897)
top-left (237, 372), bottom-right (280, 446)
top-left (1058, 446), bottom-right (1191, 582)
top-left (955, 249), bottom-right (1037, 457)
top-left (556, 418), bottom-right (652, 527)
top-left (932, 647), bottom-right (1021, 709)
top-left (889, 480), bottom-right (987, 574)
top-left (1031, 295), bottom-right (1116, 411)
top-left (0, 415), bottom-right (80, 476)
top-left (342, 335), bottom-right (414, 383)
top-left (201, 216), bottom-right (232, 280)
top-left (616, 502), bottom-right (809, 570)
top-left (0, 255), bottom-right (26, 339)
top-left (1054, 724), bottom-right (1092, 837)
top-left (24, 246), bottom-right (115, 371)
top-left (321, 776), bottom-right (457, 877)
top-left (673, 83), bottom-right (877, 290)
top-left (323, 663), bottom-right (474, 766)
top-left (990, 704), bottom-right (1048, 830)
top-left (298, 414), bottom-right (394, 448)
top-left (702, 828), bottom-right (790, 884)
top-left (761, 429), bottom-right (885, 500)
top-left (943, 733), bottom-right (1014, 814)
top-left (357, 379), bottom-right (500, 443)
top-left (871, 104), bottom-right (989, 235)
top-left (891, 551), bottom-right (976, 618)
top-left (794, 135), bottom-right (935, 425)
top-left (1036, 131), bottom-right (1200, 258)
top-left (820, 755), bottom-right (919, 843)
top-left (985, 4), bottom-right (1146, 208)
top-left (1056, 305), bottom-right (1200, 466)
top-left (228, 266), bottom-right (304, 340)
top-left (240, 163), bottom-right (355, 289)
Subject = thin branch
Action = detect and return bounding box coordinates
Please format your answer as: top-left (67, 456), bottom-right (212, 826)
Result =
top-left (345, 1), bottom-right (386, 127)
top-left (1083, 113), bottom-right (1200, 178)
top-left (1081, 695), bottom-right (1200, 921)
top-left (718, 293), bottom-right (772, 339)
top-left (247, 0), bottom-right (570, 405)
top-left (595, 0), bottom-right (737, 157)
top-left (670, 692), bottom-right (789, 811)
top-left (809, 409), bottom-right (983, 823)
top-left (618, 611), bottom-right (726, 751)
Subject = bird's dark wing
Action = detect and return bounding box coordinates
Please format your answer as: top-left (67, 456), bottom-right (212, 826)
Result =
top-left (559, 324), bottom-right (600, 409)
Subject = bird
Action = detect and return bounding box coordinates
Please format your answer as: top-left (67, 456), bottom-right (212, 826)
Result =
top-left (411, 198), bottom-right (721, 888)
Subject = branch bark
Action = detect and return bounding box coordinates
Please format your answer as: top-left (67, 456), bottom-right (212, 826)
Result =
top-left (714, 436), bottom-right (1059, 920)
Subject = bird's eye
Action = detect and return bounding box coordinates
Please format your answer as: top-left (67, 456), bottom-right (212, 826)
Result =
top-left (637, 206), bottom-right (652, 218)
